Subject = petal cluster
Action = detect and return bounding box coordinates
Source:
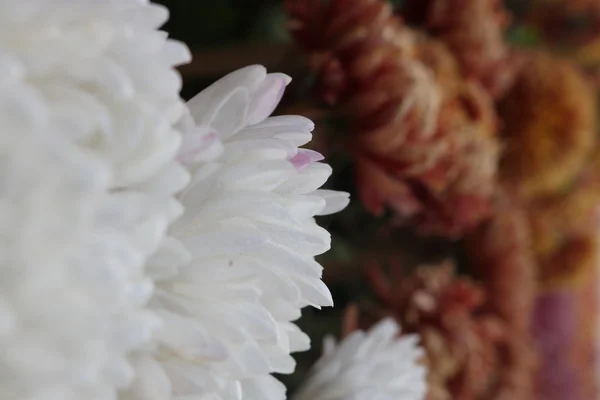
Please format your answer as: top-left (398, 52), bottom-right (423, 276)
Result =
top-left (0, 108), bottom-right (122, 400)
top-left (136, 65), bottom-right (349, 400)
top-left (292, 319), bottom-right (427, 400)
top-left (0, 1), bottom-right (190, 399)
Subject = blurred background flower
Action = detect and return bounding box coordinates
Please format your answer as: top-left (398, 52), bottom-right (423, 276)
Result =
top-left (292, 318), bottom-right (426, 400)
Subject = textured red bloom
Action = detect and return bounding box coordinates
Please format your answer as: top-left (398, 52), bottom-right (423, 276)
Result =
top-left (287, 0), bottom-right (500, 237)
top-left (465, 190), bottom-right (538, 399)
top-left (403, 0), bottom-right (521, 99)
top-left (466, 177), bottom-right (600, 399)
top-left (363, 261), bottom-right (510, 400)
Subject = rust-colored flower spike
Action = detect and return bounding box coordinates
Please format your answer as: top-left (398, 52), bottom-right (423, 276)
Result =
top-left (287, 0), bottom-right (500, 237)
top-left (364, 261), bottom-right (510, 400)
top-left (404, 0), bottom-right (521, 99)
top-left (498, 52), bottom-right (596, 200)
top-left (465, 190), bottom-right (538, 399)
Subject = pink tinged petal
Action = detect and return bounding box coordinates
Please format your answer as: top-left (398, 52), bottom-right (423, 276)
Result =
top-left (186, 65), bottom-right (266, 126)
top-left (289, 149), bottom-right (324, 170)
top-left (246, 73), bottom-right (292, 125)
top-left (177, 126), bottom-right (223, 165)
top-left (314, 189), bottom-right (351, 216)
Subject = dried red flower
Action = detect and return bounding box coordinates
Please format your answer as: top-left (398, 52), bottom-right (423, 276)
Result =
top-left (403, 0), bottom-right (521, 99)
top-left (466, 178), bottom-right (600, 398)
top-left (465, 190), bottom-right (538, 399)
top-left (364, 261), bottom-right (511, 400)
top-left (287, 0), bottom-right (500, 237)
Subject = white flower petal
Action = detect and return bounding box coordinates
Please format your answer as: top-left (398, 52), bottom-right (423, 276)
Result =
top-left (0, 2), bottom-right (192, 399)
top-left (128, 355), bottom-right (173, 400)
top-left (139, 65), bottom-right (349, 400)
top-left (314, 190), bottom-right (351, 216)
top-left (187, 65), bottom-right (266, 130)
top-left (241, 375), bottom-right (287, 400)
top-left (275, 163), bottom-right (333, 195)
top-left (178, 126), bottom-right (224, 166)
top-left (246, 73), bottom-right (291, 125)
top-left (292, 319), bottom-right (427, 400)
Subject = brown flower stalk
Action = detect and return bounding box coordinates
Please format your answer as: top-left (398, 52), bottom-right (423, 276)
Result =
top-left (287, 0), bottom-right (500, 237)
top-left (465, 190), bottom-right (538, 400)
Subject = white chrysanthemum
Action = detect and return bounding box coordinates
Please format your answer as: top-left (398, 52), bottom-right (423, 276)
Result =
top-left (292, 319), bottom-right (428, 400)
top-left (0, 113), bottom-right (112, 400)
top-left (0, 1), bottom-right (190, 399)
top-left (129, 65), bottom-right (350, 400)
